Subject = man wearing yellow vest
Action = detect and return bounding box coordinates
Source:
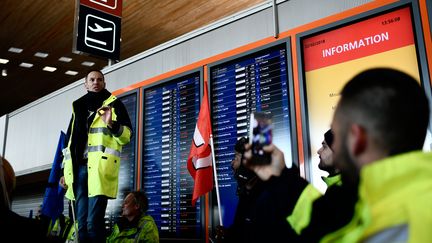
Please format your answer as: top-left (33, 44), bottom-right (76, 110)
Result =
top-left (321, 68), bottom-right (432, 242)
top-left (60, 70), bottom-right (132, 243)
top-left (244, 68), bottom-right (432, 242)
top-left (287, 129), bottom-right (343, 236)
top-left (107, 191), bottom-right (159, 243)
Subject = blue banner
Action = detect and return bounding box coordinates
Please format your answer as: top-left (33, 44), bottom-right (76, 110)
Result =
top-left (41, 131), bottom-right (66, 221)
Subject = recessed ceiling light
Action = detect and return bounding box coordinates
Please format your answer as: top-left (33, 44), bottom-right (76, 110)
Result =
top-left (65, 70), bottom-right (78, 76)
top-left (59, 56), bottom-right (73, 62)
top-left (19, 62), bottom-right (33, 68)
top-left (81, 61), bottom-right (95, 67)
top-left (43, 66), bottom-right (57, 72)
top-left (8, 47), bottom-right (23, 53)
top-left (0, 58), bottom-right (9, 64)
top-left (34, 52), bottom-right (49, 58)
top-left (2, 69), bottom-right (7, 77)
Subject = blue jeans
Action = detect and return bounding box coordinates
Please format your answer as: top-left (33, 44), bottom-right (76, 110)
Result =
top-left (74, 164), bottom-right (108, 243)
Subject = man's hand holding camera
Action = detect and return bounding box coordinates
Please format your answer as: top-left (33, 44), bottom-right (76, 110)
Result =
top-left (242, 143), bottom-right (286, 181)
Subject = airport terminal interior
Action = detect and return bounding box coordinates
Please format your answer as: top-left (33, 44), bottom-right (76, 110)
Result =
top-left (1, 0), bottom-right (432, 242)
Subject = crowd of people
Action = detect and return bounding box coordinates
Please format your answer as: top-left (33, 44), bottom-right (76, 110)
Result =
top-left (223, 68), bottom-right (432, 242)
top-left (2, 67), bottom-right (431, 243)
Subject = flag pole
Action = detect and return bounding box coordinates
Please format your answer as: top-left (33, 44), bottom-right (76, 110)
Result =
top-left (209, 134), bottom-right (223, 226)
top-left (70, 200), bottom-right (79, 243)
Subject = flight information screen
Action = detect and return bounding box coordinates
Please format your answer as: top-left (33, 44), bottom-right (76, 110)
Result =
top-left (209, 42), bottom-right (293, 226)
top-left (143, 71), bottom-right (202, 239)
top-left (106, 91), bottom-right (138, 229)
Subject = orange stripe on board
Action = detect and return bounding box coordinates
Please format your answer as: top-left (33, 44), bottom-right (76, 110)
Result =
top-left (419, 0), bottom-right (432, 85)
top-left (291, 38), bottom-right (305, 177)
top-left (204, 65), bottom-right (208, 84)
top-left (113, 35), bottom-right (280, 94)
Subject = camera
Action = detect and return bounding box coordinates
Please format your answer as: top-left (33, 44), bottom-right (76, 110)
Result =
top-left (249, 112), bottom-right (272, 165)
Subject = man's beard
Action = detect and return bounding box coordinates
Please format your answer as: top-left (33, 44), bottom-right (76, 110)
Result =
top-left (335, 131), bottom-right (360, 187)
top-left (318, 159), bottom-right (331, 172)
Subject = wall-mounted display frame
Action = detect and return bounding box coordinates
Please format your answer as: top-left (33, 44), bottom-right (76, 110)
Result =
top-left (207, 37), bottom-right (297, 227)
top-left (141, 68), bottom-right (204, 241)
top-left (296, 0), bottom-right (432, 192)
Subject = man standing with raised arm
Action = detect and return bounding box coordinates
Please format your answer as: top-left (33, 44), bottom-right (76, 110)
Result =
top-left (60, 70), bottom-right (132, 243)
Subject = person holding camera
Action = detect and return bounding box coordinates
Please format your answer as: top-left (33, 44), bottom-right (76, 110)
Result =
top-left (222, 137), bottom-right (307, 243)
top-left (243, 68), bottom-right (432, 242)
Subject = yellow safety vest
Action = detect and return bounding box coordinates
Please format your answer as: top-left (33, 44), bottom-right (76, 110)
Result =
top-left (107, 214), bottom-right (159, 243)
top-left (63, 95), bottom-right (131, 199)
top-left (287, 174), bottom-right (342, 234)
top-left (321, 151), bottom-right (432, 243)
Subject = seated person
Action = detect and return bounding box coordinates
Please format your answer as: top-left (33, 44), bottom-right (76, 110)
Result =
top-left (107, 191), bottom-right (159, 243)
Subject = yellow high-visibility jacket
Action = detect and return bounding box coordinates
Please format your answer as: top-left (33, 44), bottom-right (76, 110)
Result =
top-left (287, 174), bottom-right (342, 234)
top-left (63, 95), bottom-right (131, 199)
top-left (107, 214), bottom-right (159, 243)
top-left (322, 151), bottom-right (432, 243)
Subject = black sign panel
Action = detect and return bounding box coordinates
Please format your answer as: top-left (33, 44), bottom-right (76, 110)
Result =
top-left (75, 5), bottom-right (121, 60)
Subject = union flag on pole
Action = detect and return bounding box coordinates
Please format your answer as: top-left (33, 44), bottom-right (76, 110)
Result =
top-left (187, 80), bottom-right (214, 206)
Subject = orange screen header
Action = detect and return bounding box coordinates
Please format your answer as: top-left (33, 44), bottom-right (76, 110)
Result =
top-left (303, 6), bottom-right (414, 72)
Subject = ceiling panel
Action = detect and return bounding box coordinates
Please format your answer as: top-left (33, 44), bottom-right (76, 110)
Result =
top-left (0, 0), bottom-right (265, 116)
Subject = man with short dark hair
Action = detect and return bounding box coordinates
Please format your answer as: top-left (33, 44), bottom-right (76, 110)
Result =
top-left (287, 129), bottom-right (342, 236)
top-left (318, 129), bottom-right (341, 186)
top-left (322, 68), bottom-right (432, 242)
top-left (60, 70), bottom-right (132, 243)
top-left (244, 68), bottom-right (432, 242)
top-left (107, 191), bottom-right (159, 243)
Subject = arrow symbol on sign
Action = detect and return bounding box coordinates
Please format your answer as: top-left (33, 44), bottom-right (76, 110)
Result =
top-left (88, 23), bottom-right (113, 32)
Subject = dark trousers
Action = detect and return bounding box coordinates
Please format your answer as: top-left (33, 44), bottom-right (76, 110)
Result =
top-left (74, 165), bottom-right (108, 243)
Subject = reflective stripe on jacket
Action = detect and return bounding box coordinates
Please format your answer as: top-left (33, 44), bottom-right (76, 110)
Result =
top-left (63, 95), bottom-right (131, 199)
top-left (321, 151), bottom-right (432, 243)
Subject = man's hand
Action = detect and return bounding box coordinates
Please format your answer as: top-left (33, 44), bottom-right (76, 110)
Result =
top-left (59, 176), bottom-right (68, 190)
top-left (243, 143), bottom-right (286, 181)
top-left (97, 106), bottom-right (113, 128)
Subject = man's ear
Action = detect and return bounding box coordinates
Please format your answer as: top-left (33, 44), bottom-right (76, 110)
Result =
top-left (348, 124), bottom-right (367, 156)
top-left (134, 203), bottom-right (140, 211)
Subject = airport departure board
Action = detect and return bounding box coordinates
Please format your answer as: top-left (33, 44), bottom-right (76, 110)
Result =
top-left (143, 71), bottom-right (202, 239)
top-left (106, 91), bottom-right (138, 229)
top-left (209, 42), bottom-right (293, 226)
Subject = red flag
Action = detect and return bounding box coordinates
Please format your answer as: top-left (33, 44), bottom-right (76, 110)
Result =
top-left (187, 80), bottom-right (214, 206)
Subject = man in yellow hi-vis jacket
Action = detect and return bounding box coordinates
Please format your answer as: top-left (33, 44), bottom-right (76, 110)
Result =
top-left (321, 69), bottom-right (432, 242)
top-left (107, 191), bottom-right (159, 243)
top-left (60, 70), bottom-right (132, 243)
